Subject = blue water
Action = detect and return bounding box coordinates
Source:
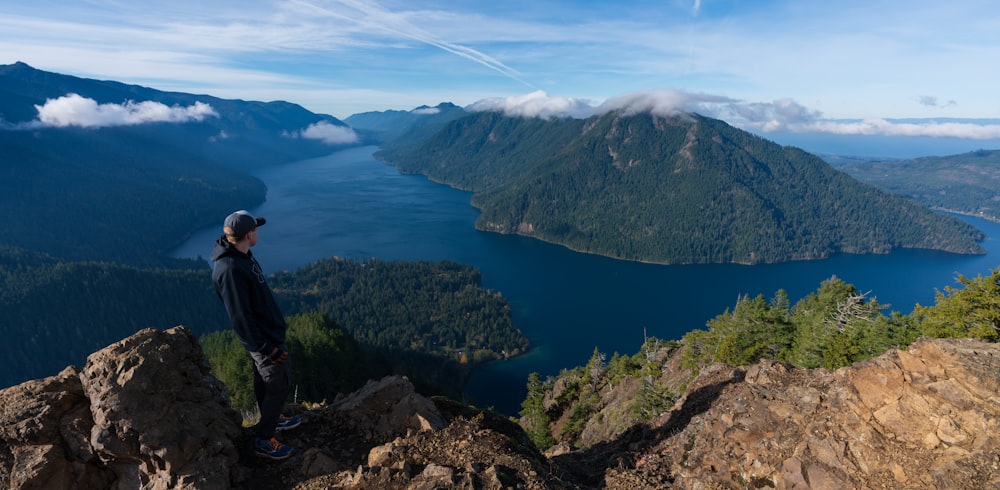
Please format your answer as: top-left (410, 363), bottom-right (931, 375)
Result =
top-left (173, 145), bottom-right (1000, 415)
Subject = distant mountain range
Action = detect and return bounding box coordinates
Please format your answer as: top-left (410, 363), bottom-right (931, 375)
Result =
top-left (3, 61), bottom-right (989, 267)
top-left (374, 110), bottom-right (985, 264)
top-left (0, 62), bottom-right (359, 265)
top-left (345, 102), bottom-right (467, 146)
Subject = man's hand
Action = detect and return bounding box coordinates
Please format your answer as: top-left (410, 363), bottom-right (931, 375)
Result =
top-left (267, 347), bottom-right (288, 365)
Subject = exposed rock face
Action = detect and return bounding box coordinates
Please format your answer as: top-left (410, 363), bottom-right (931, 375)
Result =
top-left (0, 366), bottom-right (113, 489)
top-left (553, 337), bottom-right (1000, 489)
top-left (3, 328), bottom-right (1000, 489)
top-left (244, 375), bottom-right (560, 489)
top-left (0, 327), bottom-right (241, 490)
top-left (81, 327), bottom-right (242, 489)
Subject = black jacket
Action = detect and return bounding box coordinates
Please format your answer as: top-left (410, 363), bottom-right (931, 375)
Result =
top-left (210, 236), bottom-right (287, 355)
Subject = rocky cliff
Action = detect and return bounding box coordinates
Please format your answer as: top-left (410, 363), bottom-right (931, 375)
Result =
top-left (2, 326), bottom-right (999, 489)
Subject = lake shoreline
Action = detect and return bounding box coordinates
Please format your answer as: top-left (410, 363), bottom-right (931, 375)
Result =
top-left (172, 146), bottom-right (1000, 416)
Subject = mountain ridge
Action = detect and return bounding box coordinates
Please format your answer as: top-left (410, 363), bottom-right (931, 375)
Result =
top-left (344, 102), bottom-right (467, 146)
top-left (0, 62), bottom-right (358, 265)
top-left (378, 110), bottom-right (986, 265)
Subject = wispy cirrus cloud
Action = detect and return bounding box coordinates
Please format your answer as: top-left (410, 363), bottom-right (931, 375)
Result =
top-left (5, 0), bottom-right (1000, 129)
top-left (288, 0), bottom-right (535, 89)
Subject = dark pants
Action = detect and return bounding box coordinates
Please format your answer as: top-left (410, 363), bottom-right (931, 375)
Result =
top-left (249, 347), bottom-right (292, 440)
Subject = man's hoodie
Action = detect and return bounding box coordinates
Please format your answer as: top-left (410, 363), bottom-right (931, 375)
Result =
top-left (210, 236), bottom-right (287, 355)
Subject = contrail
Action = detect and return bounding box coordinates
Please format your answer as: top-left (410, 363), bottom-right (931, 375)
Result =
top-left (294, 0), bottom-right (536, 89)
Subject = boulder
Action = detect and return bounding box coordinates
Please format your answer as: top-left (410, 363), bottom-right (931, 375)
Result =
top-left (80, 326), bottom-right (242, 489)
top-left (333, 376), bottom-right (446, 441)
top-left (0, 326), bottom-right (242, 490)
top-left (0, 366), bottom-right (113, 489)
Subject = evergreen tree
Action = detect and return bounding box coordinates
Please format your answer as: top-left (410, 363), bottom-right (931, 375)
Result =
top-left (201, 312), bottom-right (389, 412)
top-left (519, 372), bottom-right (555, 450)
top-left (912, 268), bottom-right (1000, 341)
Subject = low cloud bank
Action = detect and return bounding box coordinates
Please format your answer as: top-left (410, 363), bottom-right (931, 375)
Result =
top-left (33, 94), bottom-right (217, 128)
top-left (294, 121), bottom-right (359, 144)
top-left (467, 90), bottom-right (1000, 140)
top-left (467, 91), bottom-right (594, 119)
top-left (795, 119), bottom-right (1000, 139)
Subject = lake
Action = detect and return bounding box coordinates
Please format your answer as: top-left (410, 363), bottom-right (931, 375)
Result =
top-left (173, 145), bottom-right (1000, 415)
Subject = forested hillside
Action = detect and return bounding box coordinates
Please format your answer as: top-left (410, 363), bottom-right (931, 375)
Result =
top-left (0, 247), bottom-right (225, 388)
top-left (0, 248), bottom-right (526, 395)
top-left (832, 149), bottom-right (1000, 222)
top-left (379, 111), bottom-right (985, 265)
top-left (0, 62), bottom-right (352, 265)
top-left (0, 128), bottom-right (265, 265)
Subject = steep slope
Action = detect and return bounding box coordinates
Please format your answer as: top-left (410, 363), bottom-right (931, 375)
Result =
top-left (379, 111), bottom-right (584, 191)
top-left (381, 111), bottom-right (985, 264)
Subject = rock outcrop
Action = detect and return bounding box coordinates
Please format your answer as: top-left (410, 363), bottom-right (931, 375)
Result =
top-left (553, 337), bottom-right (1000, 489)
top-left (0, 327), bottom-right (241, 490)
top-left (3, 327), bottom-right (1000, 489)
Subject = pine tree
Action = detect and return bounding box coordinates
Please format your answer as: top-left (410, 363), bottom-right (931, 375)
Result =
top-left (519, 372), bottom-right (555, 450)
top-left (913, 267), bottom-right (1000, 341)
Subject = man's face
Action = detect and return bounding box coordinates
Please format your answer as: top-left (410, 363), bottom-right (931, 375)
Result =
top-left (247, 228), bottom-right (259, 247)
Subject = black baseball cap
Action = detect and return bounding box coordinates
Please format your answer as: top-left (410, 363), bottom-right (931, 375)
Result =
top-left (223, 210), bottom-right (266, 238)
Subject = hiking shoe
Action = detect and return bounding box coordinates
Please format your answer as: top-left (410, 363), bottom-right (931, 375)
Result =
top-left (254, 437), bottom-right (294, 460)
top-left (276, 414), bottom-right (301, 431)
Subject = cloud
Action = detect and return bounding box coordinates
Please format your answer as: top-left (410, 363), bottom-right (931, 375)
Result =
top-left (466, 90), bottom-right (596, 118)
top-left (917, 95), bottom-right (957, 108)
top-left (797, 119), bottom-right (1000, 140)
top-left (597, 89), bottom-right (738, 117)
top-left (411, 107), bottom-right (440, 115)
top-left (918, 95), bottom-right (938, 107)
top-left (467, 89), bottom-right (1000, 140)
top-left (467, 89), bottom-right (737, 119)
top-left (33, 93), bottom-right (217, 128)
top-left (295, 121), bottom-right (359, 144)
top-left (294, 0), bottom-right (535, 89)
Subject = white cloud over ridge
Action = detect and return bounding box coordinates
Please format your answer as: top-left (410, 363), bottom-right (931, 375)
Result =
top-left (597, 89), bottom-right (738, 117)
top-left (467, 90), bottom-right (1000, 140)
top-left (295, 121), bottom-right (359, 144)
top-left (466, 90), bottom-right (595, 119)
top-left (34, 94), bottom-right (217, 128)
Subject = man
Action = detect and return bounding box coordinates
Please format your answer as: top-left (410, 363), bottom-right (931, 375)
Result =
top-left (211, 210), bottom-right (301, 461)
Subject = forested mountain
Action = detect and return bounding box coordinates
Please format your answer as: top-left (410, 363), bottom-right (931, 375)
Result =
top-left (378, 111), bottom-right (985, 264)
top-left (831, 149), bottom-right (1000, 222)
top-left (0, 62), bottom-right (356, 265)
top-left (345, 102), bottom-right (467, 146)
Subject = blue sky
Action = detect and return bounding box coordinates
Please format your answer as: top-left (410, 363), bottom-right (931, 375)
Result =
top-left (4, 0), bottom-right (1000, 151)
